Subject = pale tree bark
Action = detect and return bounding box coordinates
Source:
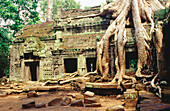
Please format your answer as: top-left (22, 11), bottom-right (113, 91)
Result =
top-left (153, 24), bottom-right (166, 78)
top-left (132, 0), bottom-right (152, 77)
top-left (47, 0), bottom-right (53, 21)
top-left (95, 0), bottom-right (165, 88)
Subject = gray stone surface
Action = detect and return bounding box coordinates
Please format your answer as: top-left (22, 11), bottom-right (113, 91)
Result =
top-left (84, 97), bottom-right (100, 104)
top-left (60, 97), bottom-right (72, 106)
top-left (35, 103), bottom-right (46, 108)
top-left (70, 99), bottom-right (84, 107)
top-left (85, 103), bottom-right (102, 107)
top-left (22, 101), bottom-right (35, 109)
top-left (48, 97), bottom-right (63, 106)
top-left (106, 105), bottom-right (124, 111)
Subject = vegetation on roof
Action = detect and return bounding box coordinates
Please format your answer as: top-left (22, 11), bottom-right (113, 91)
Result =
top-left (15, 21), bottom-right (55, 38)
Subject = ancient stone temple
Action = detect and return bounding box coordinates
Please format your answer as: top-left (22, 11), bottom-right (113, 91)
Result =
top-left (9, 6), bottom-right (169, 82)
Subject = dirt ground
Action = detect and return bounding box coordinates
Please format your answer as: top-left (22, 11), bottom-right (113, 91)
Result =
top-left (0, 91), bottom-right (124, 111)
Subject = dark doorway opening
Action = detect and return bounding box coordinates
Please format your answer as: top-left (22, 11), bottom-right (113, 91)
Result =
top-left (126, 51), bottom-right (138, 69)
top-left (64, 58), bottom-right (77, 73)
top-left (86, 58), bottom-right (96, 72)
top-left (25, 62), bottom-right (39, 81)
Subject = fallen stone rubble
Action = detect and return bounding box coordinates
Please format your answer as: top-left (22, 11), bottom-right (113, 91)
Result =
top-left (21, 91), bottom-right (102, 109)
top-left (0, 75), bottom-right (170, 111)
top-left (137, 91), bottom-right (170, 111)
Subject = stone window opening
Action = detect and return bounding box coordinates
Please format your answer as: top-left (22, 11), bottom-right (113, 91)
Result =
top-left (64, 58), bottom-right (77, 73)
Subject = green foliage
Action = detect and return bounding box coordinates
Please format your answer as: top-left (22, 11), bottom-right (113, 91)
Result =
top-left (124, 93), bottom-right (137, 100)
top-left (0, 0), bottom-right (40, 77)
top-left (129, 59), bottom-right (138, 71)
top-left (41, 0), bottom-right (81, 19)
top-left (0, 0), bottom-right (40, 35)
top-left (0, 28), bottom-right (11, 77)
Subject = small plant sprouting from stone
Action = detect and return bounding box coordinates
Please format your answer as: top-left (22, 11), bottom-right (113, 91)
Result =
top-left (124, 93), bottom-right (136, 100)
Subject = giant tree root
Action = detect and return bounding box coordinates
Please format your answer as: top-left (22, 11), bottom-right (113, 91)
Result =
top-left (150, 23), bottom-right (165, 98)
top-left (96, 0), bottom-right (164, 88)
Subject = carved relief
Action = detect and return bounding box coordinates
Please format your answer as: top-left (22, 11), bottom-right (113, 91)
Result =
top-left (42, 57), bottom-right (53, 79)
top-left (20, 37), bottom-right (45, 55)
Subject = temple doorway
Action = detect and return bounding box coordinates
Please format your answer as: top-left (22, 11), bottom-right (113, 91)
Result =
top-left (25, 62), bottom-right (39, 81)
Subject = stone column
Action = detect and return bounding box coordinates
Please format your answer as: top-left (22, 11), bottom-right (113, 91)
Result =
top-left (78, 55), bottom-right (87, 75)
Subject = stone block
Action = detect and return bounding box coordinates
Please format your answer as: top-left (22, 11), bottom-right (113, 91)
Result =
top-left (139, 91), bottom-right (158, 100)
top-left (60, 97), bottom-right (72, 106)
top-left (75, 94), bottom-right (84, 100)
top-left (48, 97), bottom-right (63, 106)
top-left (106, 105), bottom-right (124, 111)
top-left (126, 89), bottom-right (135, 92)
top-left (84, 91), bottom-right (95, 98)
top-left (70, 99), bottom-right (84, 107)
top-left (35, 103), bottom-right (46, 108)
top-left (27, 91), bottom-right (38, 98)
top-left (140, 99), bottom-right (161, 104)
top-left (84, 97), bottom-right (100, 104)
top-left (125, 99), bottom-right (138, 107)
top-left (124, 89), bottom-right (138, 100)
top-left (139, 103), bottom-right (170, 111)
top-left (85, 103), bottom-right (102, 107)
top-left (124, 89), bottom-right (138, 108)
top-left (22, 101), bottom-right (35, 109)
top-left (124, 107), bottom-right (136, 111)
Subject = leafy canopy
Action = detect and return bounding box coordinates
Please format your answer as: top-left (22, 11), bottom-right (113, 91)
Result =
top-left (0, 28), bottom-right (11, 77)
top-left (0, 0), bottom-right (40, 34)
top-left (0, 0), bottom-right (40, 76)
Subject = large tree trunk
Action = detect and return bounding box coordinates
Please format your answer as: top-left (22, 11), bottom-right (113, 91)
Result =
top-left (96, 0), bottom-right (165, 87)
top-left (132, 0), bottom-right (151, 77)
top-left (47, 0), bottom-right (53, 21)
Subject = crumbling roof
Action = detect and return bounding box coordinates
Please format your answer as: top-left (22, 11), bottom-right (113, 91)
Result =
top-left (15, 21), bottom-right (55, 38)
top-left (57, 6), bottom-right (100, 19)
top-left (14, 6), bottom-right (101, 39)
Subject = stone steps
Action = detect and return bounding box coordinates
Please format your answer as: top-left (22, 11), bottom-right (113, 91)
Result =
top-left (137, 91), bottom-right (170, 111)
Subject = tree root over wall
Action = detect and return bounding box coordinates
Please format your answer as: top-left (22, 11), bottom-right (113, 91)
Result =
top-left (95, 0), bottom-right (165, 93)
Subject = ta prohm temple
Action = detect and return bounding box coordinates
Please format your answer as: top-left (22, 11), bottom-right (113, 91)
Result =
top-left (9, 5), bottom-right (170, 82)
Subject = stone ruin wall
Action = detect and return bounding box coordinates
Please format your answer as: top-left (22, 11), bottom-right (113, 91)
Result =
top-left (9, 6), bottom-right (153, 82)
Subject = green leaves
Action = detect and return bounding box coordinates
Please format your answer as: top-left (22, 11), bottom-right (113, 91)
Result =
top-left (0, 0), bottom-right (40, 77)
top-left (0, 28), bottom-right (11, 56)
top-left (0, 0), bottom-right (40, 34)
top-left (0, 28), bottom-right (11, 76)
